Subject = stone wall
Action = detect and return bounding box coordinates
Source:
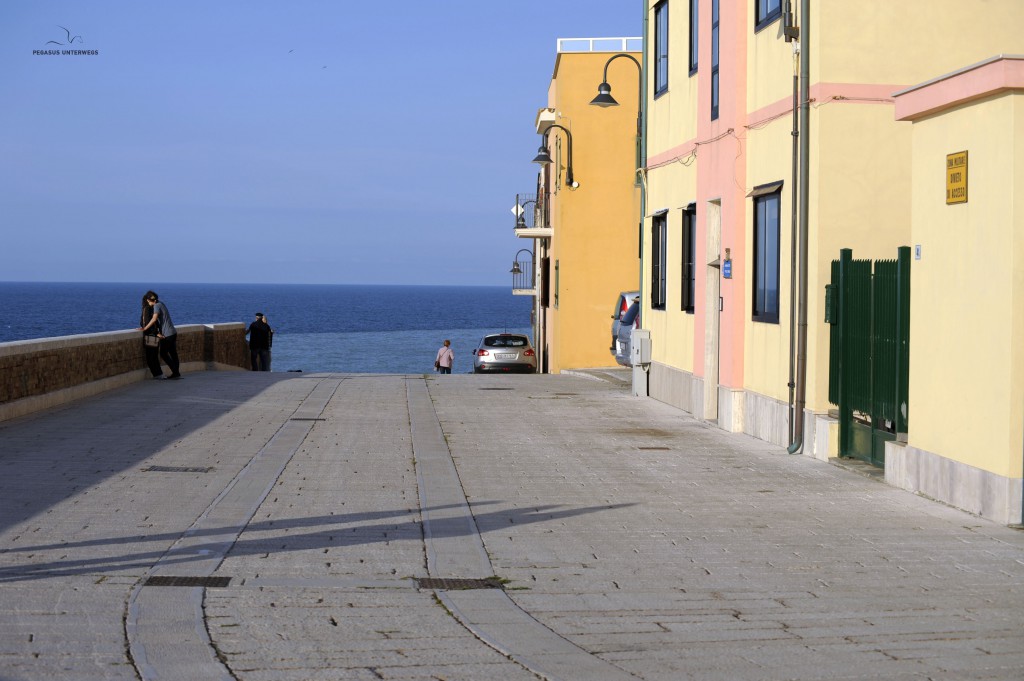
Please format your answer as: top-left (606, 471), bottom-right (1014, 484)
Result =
top-left (0, 323), bottom-right (249, 422)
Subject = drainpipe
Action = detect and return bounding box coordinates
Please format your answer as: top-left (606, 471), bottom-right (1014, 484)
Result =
top-left (638, 3), bottom-right (648, 330)
top-left (634, 0), bottom-right (649, 396)
top-left (787, 36), bottom-right (799, 442)
top-left (788, 0), bottom-right (810, 455)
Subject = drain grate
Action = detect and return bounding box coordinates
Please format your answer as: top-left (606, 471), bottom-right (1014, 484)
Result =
top-left (414, 577), bottom-right (504, 590)
top-left (290, 417), bottom-right (327, 421)
top-left (145, 576), bottom-right (231, 588)
top-left (638, 446), bottom-right (670, 451)
top-left (143, 465), bottom-right (214, 473)
top-left (478, 388), bottom-right (513, 391)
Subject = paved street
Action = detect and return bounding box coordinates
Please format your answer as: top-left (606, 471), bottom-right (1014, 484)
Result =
top-left (0, 370), bottom-right (1022, 681)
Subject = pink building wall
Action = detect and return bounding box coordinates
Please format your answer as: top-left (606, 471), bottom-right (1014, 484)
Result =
top-left (693, 0), bottom-right (748, 389)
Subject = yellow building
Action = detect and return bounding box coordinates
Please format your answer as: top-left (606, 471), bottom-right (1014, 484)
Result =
top-left (516, 38), bottom-right (642, 373)
top-left (638, 1), bottom-right (1024, 522)
top-left (888, 56), bottom-right (1024, 524)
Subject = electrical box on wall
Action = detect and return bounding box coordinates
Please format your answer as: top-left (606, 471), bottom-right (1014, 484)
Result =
top-left (631, 328), bottom-right (651, 365)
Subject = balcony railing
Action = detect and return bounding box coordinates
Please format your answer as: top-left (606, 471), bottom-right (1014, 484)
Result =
top-left (557, 37), bottom-right (642, 53)
top-left (511, 251), bottom-right (535, 293)
top-left (513, 192), bottom-right (551, 238)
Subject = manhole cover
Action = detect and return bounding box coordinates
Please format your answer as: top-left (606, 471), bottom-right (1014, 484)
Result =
top-left (144, 576), bottom-right (231, 588)
top-left (414, 577), bottom-right (504, 590)
top-left (142, 466), bottom-right (214, 473)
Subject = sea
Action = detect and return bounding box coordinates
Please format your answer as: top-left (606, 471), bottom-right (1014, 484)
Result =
top-left (0, 282), bottom-right (532, 374)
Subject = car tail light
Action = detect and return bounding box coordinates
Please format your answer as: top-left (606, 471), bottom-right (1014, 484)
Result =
top-left (524, 348), bottom-right (535, 357)
top-left (477, 350), bottom-right (490, 357)
top-left (619, 299), bottom-right (628, 318)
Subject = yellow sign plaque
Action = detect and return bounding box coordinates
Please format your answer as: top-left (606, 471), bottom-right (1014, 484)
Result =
top-left (946, 151), bottom-right (968, 204)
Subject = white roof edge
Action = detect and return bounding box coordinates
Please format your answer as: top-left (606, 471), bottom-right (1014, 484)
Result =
top-left (892, 54), bottom-right (1024, 97)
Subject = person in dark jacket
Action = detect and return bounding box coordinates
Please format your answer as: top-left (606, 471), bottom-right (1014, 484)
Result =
top-left (246, 312), bottom-right (273, 371)
top-left (138, 294), bottom-right (164, 378)
top-left (141, 291), bottom-right (181, 379)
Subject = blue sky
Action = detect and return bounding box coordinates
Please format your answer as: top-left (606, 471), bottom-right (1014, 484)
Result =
top-left (0, 2), bottom-right (641, 286)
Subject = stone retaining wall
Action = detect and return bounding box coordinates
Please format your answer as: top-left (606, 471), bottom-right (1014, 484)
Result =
top-left (0, 323), bottom-right (250, 422)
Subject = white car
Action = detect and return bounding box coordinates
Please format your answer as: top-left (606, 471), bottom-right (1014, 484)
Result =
top-left (472, 333), bottom-right (537, 374)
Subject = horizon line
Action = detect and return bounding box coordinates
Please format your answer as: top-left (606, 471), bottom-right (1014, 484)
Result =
top-left (0, 280), bottom-right (512, 289)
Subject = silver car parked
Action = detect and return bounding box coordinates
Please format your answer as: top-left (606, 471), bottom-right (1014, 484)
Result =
top-left (472, 333), bottom-right (537, 374)
top-left (611, 291), bottom-right (640, 361)
top-left (613, 299), bottom-right (641, 367)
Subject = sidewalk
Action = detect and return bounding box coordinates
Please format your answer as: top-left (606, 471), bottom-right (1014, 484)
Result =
top-left (0, 371), bottom-right (1022, 680)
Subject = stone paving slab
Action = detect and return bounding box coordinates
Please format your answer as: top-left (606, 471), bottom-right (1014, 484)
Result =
top-left (0, 370), bottom-right (1023, 680)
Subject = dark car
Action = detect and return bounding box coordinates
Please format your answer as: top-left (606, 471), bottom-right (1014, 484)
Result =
top-left (472, 333), bottom-right (537, 373)
top-left (613, 300), bottom-right (640, 367)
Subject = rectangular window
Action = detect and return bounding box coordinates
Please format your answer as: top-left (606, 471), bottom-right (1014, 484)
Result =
top-left (752, 187), bottom-right (781, 323)
top-left (540, 257), bottom-right (550, 308)
top-left (756, 0), bottom-right (782, 29)
top-left (554, 259), bottom-right (560, 309)
top-left (711, 0), bottom-right (720, 120)
top-left (651, 213), bottom-right (668, 310)
top-left (654, 1), bottom-right (669, 96)
top-left (688, 0), bottom-right (698, 75)
top-left (680, 205), bottom-right (696, 313)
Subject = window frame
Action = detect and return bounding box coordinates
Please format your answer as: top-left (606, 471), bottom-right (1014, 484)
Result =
top-left (651, 212), bottom-right (668, 310)
top-left (755, 0), bottom-right (783, 31)
top-left (688, 0), bottom-right (698, 76)
top-left (680, 204), bottom-right (696, 313)
top-left (751, 184), bottom-right (782, 324)
top-left (654, 0), bottom-right (669, 97)
top-left (711, 0), bottom-right (720, 120)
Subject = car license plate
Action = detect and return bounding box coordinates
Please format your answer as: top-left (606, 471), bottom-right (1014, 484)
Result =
top-left (497, 353), bottom-right (516, 360)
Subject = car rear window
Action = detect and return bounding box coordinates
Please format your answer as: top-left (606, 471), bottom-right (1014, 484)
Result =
top-left (483, 336), bottom-right (528, 348)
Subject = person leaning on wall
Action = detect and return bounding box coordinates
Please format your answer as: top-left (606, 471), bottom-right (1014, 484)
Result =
top-left (141, 290), bottom-right (181, 379)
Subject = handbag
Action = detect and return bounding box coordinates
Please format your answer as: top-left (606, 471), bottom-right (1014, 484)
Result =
top-left (144, 334), bottom-right (160, 348)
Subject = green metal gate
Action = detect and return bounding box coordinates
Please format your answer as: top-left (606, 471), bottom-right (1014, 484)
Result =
top-left (825, 247), bottom-right (910, 467)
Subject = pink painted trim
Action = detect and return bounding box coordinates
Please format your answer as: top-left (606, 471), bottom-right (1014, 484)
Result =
top-left (648, 83), bottom-right (902, 170)
top-left (894, 56), bottom-right (1024, 121)
top-left (647, 139), bottom-right (697, 169)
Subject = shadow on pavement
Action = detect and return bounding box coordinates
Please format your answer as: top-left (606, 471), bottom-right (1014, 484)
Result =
top-left (0, 502), bottom-right (634, 583)
top-left (0, 373), bottom-right (300, 536)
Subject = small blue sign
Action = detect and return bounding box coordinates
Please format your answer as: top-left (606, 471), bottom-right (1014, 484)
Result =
top-left (723, 259), bottom-right (732, 279)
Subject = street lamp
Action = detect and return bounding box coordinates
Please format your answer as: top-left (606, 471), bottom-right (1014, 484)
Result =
top-left (515, 199), bottom-right (536, 230)
top-left (531, 123), bottom-right (578, 188)
top-left (590, 53), bottom-right (643, 140)
top-left (511, 248), bottom-right (533, 277)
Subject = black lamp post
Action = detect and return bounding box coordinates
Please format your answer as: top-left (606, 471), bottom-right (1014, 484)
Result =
top-left (515, 199), bottom-right (536, 229)
top-left (589, 52), bottom-right (643, 160)
top-left (511, 248), bottom-right (533, 279)
top-left (590, 53), bottom-right (643, 140)
top-left (531, 123), bottom-right (577, 188)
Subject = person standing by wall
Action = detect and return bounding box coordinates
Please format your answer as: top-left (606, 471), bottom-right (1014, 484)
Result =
top-left (435, 339), bottom-right (454, 374)
top-left (138, 294), bottom-right (164, 379)
top-left (142, 291), bottom-right (181, 379)
top-left (246, 312), bottom-right (273, 371)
